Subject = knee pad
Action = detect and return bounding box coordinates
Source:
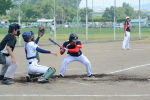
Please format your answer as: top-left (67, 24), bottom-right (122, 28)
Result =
top-left (42, 67), bottom-right (56, 79)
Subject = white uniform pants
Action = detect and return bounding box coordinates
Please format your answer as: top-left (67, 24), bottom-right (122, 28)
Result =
top-left (50, 30), bottom-right (54, 35)
top-left (122, 31), bottom-right (130, 49)
top-left (0, 56), bottom-right (18, 79)
top-left (27, 62), bottom-right (49, 75)
top-left (60, 54), bottom-right (92, 76)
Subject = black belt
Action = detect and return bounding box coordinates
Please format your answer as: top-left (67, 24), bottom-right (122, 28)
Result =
top-left (27, 56), bottom-right (36, 60)
top-left (29, 62), bottom-right (32, 64)
top-left (2, 53), bottom-right (9, 56)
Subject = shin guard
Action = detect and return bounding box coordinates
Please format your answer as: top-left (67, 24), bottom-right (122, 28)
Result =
top-left (42, 67), bottom-right (56, 79)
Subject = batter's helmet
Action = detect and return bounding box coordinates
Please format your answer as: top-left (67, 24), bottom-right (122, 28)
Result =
top-left (69, 33), bottom-right (78, 42)
top-left (22, 31), bottom-right (34, 42)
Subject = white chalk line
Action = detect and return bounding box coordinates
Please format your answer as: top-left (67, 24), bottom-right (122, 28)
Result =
top-left (106, 64), bottom-right (150, 74)
top-left (69, 81), bottom-right (89, 85)
top-left (0, 94), bottom-right (150, 97)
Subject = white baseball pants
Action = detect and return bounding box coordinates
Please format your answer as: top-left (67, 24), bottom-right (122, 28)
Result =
top-left (27, 62), bottom-right (49, 75)
top-left (50, 30), bottom-right (54, 35)
top-left (60, 54), bottom-right (92, 77)
top-left (122, 31), bottom-right (130, 49)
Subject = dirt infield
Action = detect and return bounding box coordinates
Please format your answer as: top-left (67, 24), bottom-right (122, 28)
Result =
top-left (0, 38), bottom-right (150, 100)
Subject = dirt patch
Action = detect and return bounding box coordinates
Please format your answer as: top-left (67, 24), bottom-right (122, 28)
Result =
top-left (14, 74), bottom-right (149, 84)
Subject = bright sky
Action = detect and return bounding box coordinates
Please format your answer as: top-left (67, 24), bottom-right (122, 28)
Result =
top-left (79, 0), bottom-right (150, 8)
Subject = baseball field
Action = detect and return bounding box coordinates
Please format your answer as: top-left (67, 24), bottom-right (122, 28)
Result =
top-left (0, 34), bottom-right (150, 100)
top-left (0, 28), bottom-right (150, 100)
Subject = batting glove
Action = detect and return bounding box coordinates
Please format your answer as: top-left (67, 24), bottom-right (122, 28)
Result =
top-left (64, 48), bottom-right (68, 51)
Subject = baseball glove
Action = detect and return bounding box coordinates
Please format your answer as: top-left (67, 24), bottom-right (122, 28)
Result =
top-left (38, 26), bottom-right (45, 37)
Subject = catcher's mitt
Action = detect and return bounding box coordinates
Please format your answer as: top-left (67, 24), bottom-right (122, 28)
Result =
top-left (38, 26), bottom-right (45, 37)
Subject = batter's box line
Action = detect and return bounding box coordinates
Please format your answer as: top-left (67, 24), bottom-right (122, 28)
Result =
top-left (1, 94), bottom-right (150, 97)
top-left (106, 64), bottom-right (150, 74)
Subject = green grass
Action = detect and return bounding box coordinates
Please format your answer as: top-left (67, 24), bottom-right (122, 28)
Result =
top-left (0, 27), bottom-right (149, 41)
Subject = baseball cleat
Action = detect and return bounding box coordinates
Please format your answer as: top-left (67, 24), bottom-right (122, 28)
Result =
top-left (127, 48), bottom-right (131, 50)
top-left (59, 74), bottom-right (64, 78)
top-left (88, 74), bottom-right (95, 78)
top-left (26, 75), bottom-right (33, 82)
top-left (0, 75), bottom-right (4, 80)
top-left (2, 79), bottom-right (15, 85)
top-left (38, 77), bottom-right (49, 83)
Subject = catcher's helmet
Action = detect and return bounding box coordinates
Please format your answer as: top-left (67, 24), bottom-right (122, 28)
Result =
top-left (69, 33), bottom-right (78, 42)
top-left (22, 31), bottom-right (34, 42)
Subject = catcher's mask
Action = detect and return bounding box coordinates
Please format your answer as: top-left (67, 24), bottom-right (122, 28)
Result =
top-left (22, 31), bottom-right (34, 42)
top-left (69, 33), bottom-right (78, 42)
top-left (9, 24), bottom-right (20, 36)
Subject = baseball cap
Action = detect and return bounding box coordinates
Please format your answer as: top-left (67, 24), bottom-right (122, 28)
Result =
top-left (126, 16), bottom-right (130, 19)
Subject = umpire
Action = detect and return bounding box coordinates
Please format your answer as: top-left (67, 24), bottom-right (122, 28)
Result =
top-left (0, 24), bottom-right (20, 85)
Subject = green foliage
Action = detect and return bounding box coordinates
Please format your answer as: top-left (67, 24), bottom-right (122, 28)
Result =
top-left (0, 0), bottom-right (14, 15)
top-left (102, 2), bottom-right (147, 20)
top-left (79, 7), bottom-right (93, 19)
top-left (7, 0), bottom-right (82, 20)
top-left (57, 0), bottom-right (82, 9)
top-left (93, 15), bottom-right (102, 21)
top-left (9, 19), bottom-right (36, 23)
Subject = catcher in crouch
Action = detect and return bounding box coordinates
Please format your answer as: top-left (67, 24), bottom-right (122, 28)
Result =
top-left (59, 33), bottom-right (93, 78)
top-left (22, 27), bottom-right (57, 83)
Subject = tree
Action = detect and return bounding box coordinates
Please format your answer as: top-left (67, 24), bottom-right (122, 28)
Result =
top-left (122, 2), bottom-right (136, 18)
top-left (102, 6), bottom-right (114, 19)
top-left (7, 9), bottom-right (19, 19)
top-left (0, 0), bottom-right (14, 15)
top-left (94, 15), bottom-right (102, 21)
top-left (102, 2), bottom-right (147, 20)
top-left (79, 7), bottom-right (93, 19)
top-left (57, 0), bottom-right (82, 9)
top-left (25, 9), bottom-right (40, 19)
top-left (116, 7), bottom-right (126, 19)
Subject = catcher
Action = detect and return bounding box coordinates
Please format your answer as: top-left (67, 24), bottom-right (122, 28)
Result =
top-left (22, 26), bottom-right (57, 83)
top-left (59, 33), bottom-right (94, 78)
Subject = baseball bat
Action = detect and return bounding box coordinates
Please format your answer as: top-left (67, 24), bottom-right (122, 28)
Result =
top-left (49, 38), bottom-right (61, 47)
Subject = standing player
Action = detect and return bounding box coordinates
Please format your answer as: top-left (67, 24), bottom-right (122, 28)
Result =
top-left (59, 33), bottom-right (93, 77)
top-left (0, 24), bottom-right (20, 85)
top-left (122, 16), bottom-right (131, 50)
top-left (22, 31), bottom-right (57, 83)
top-left (50, 24), bottom-right (55, 35)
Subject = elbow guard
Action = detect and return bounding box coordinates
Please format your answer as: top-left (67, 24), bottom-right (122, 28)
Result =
top-left (76, 45), bottom-right (82, 49)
